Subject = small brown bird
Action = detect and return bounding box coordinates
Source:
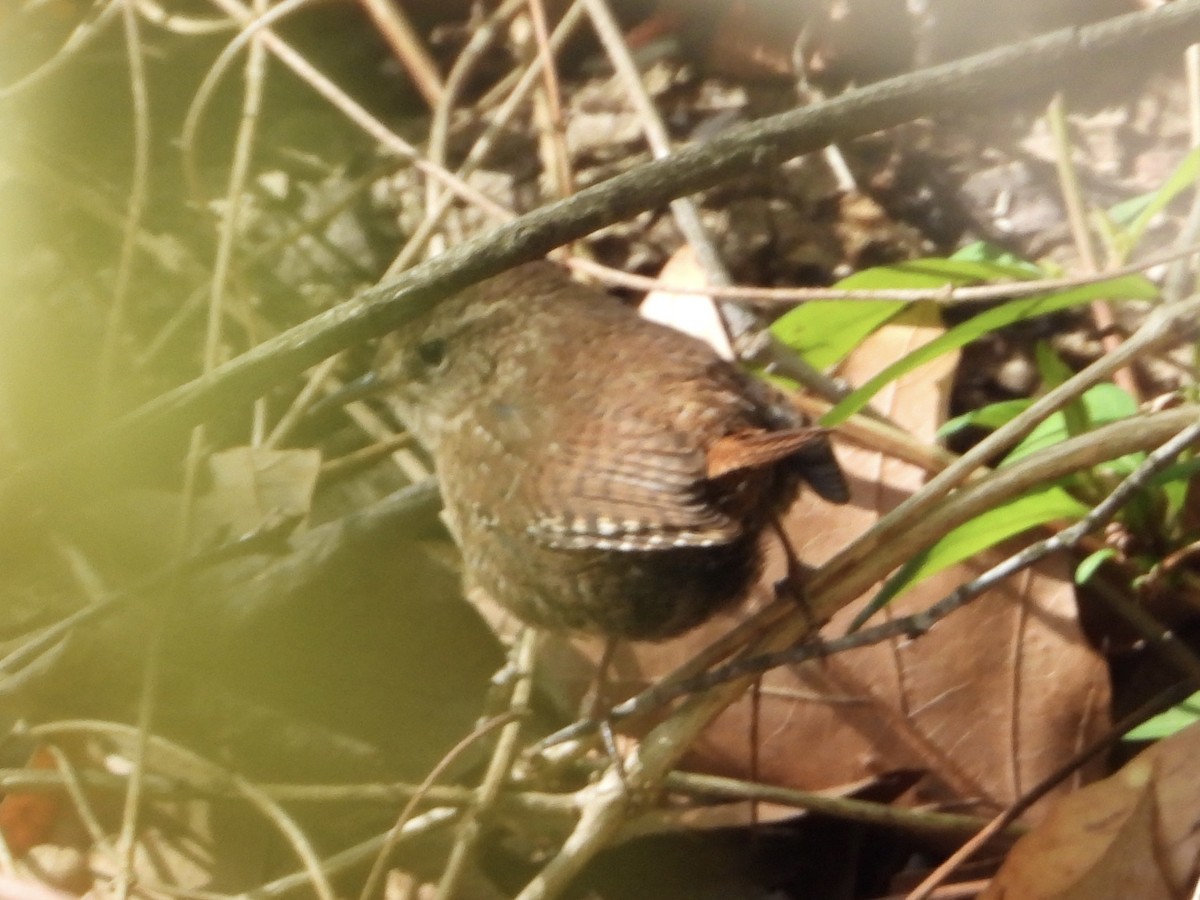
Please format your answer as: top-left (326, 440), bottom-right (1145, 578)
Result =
top-left (383, 262), bottom-right (849, 640)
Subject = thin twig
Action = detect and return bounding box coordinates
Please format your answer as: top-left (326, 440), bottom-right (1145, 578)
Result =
top-left (0, 509), bottom-right (305, 684)
top-left (537, 406), bottom-right (1200, 748)
top-left (136, 159), bottom-right (395, 371)
top-left (357, 712), bottom-right (520, 900)
top-left (1048, 92), bottom-right (1100, 272)
top-left (0, 766), bottom-right (582, 823)
top-left (43, 746), bottom-right (114, 855)
top-left (661, 771), bottom-right (1026, 840)
top-left (434, 629), bottom-right (537, 900)
top-left (181, 0), bottom-right (312, 203)
top-left (264, 354), bottom-right (342, 449)
top-left (423, 0), bottom-right (527, 259)
top-left (233, 777), bottom-right (337, 900)
top-left (253, 808), bottom-right (459, 900)
top-left (98, 0), bottom-right (151, 409)
top-left (31, 722), bottom-right (339, 900)
top-left (527, 0), bottom-right (574, 202)
top-left (186, 0), bottom-right (509, 219)
top-left (318, 432), bottom-right (415, 480)
top-left (581, 0), bottom-right (745, 350)
top-left (115, 19), bottom-right (271, 895)
top-left (568, 242), bottom-right (1200, 306)
top-left (135, 0), bottom-right (233, 34)
top-left (1047, 92), bottom-right (1137, 397)
top-left (201, 0), bottom-right (269, 371)
top-left (0, 0), bottom-right (123, 98)
top-left (357, 0), bottom-right (443, 107)
top-left (107, 3), bottom-right (193, 886)
top-left (532, 601), bottom-right (794, 760)
top-left (811, 294), bottom-right (1200, 614)
top-left (388, 0), bottom-right (587, 274)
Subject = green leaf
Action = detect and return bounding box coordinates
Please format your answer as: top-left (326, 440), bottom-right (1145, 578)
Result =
top-left (937, 399), bottom-right (1032, 439)
top-left (822, 275), bottom-right (1157, 426)
top-left (1002, 383), bottom-right (1139, 466)
top-left (1144, 456), bottom-right (1200, 533)
top-left (906, 487), bottom-right (1090, 584)
top-left (1034, 342), bottom-right (1093, 445)
top-left (772, 255), bottom-right (1039, 370)
top-left (1151, 457), bottom-right (1200, 486)
top-left (848, 555), bottom-right (925, 631)
top-left (1161, 477), bottom-right (1190, 532)
top-left (1106, 195), bottom-right (1154, 229)
top-left (850, 486), bottom-right (1090, 629)
top-left (950, 241), bottom-right (1043, 273)
top-left (1095, 448), bottom-right (1148, 483)
top-left (837, 257), bottom-right (1038, 288)
top-left (772, 301), bottom-right (906, 370)
top-left (1075, 548), bottom-right (1116, 584)
top-left (1034, 341), bottom-right (1074, 390)
top-left (1111, 147), bottom-right (1200, 248)
top-left (1124, 690), bottom-right (1200, 741)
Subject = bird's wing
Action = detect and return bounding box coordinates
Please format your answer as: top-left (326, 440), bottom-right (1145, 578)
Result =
top-left (519, 415), bottom-right (743, 552)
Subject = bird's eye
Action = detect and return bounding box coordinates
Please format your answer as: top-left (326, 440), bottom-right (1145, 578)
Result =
top-left (416, 338), bottom-right (448, 372)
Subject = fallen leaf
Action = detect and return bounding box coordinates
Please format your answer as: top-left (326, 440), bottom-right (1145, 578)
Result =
top-left (981, 720), bottom-right (1200, 899)
top-left (207, 447), bottom-right (322, 537)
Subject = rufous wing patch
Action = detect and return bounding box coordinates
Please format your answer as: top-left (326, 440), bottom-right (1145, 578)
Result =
top-left (705, 427), bottom-right (830, 480)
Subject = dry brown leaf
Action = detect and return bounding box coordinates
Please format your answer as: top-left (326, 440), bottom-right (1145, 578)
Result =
top-left (982, 721), bottom-right (1200, 899)
top-left (206, 447), bottom-right (322, 537)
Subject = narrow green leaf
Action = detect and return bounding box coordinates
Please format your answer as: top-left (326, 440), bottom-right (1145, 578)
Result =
top-left (937, 398), bottom-right (1032, 439)
top-left (1034, 342), bottom-right (1093, 442)
top-left (950, 242), bottom-right (1043, 271)
top-left (1075, 548), bottom-right (1116, 584)
top-left (772, 255), bottom-right (1040, 370)
top-left (851, 487), bottom-right (1090, 629)
top-left (1002, 383), bottom-right (1139, 466)
top-left (1150, 455), bottom-right (1200, 531)
top-left (1161, 477), bottom-right (1190, 531)
top-left (835, 257), bottom-right (1038, 288)
top-left (1124, 690), bottom-right (1200, 741)
top-left (905, 487), bottom-right (1089, 584)
top-left (822, 276), bottom-right (1157, 426)
top-left (772, 301), bottom-right (906, 370)
top-left (1115, 146), bottom-right (1200, 247)
top-left (1151, 457), bottom-right (1200, 486)
top-left (847, 555), bottom-right (923, 631)
top-left (1034, 341), bottom-right (1074, 390)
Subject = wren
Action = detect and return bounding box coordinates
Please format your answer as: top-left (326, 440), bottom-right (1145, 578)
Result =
top-left (382, 262), bottom-right (849, 640)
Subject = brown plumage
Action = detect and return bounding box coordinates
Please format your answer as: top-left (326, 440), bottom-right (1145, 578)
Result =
top-left (383, 262), bottom-right (848, 640)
